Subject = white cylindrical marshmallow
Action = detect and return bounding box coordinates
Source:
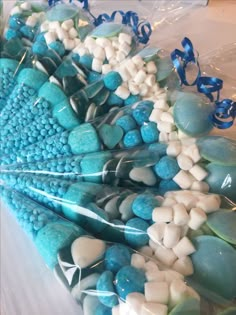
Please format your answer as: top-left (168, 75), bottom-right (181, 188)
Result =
top-left (128, 82), bottom-right (139, 95)
top-left (188, 207), bottom-right (207, 230)
top-left (167, 141), bottom-right (182, 157)
top-left (105, 45), bottom-right (115, 60)
top-left (68, 27), bottom-right (78, 39)
top-left (145, 282), bottom-right (169, 304)
top-left (146, 61), bottom-right (157, 74)
top-left (196, 195), bottom-right (221, 213)
top-left (119, 32), bottom-right (132, 45)
top-left (152, 207), bottom-right (173, 223)
top-left (173, 170), bottom-right (194, 189)
top-left (154, 99), bottom-right (169, 111)
top-left (92, 58), bottom-right (103, 72)
top-left (191, 181), bottom-right (209, 193)
top-left (172, 256), bottom-right (194, 276)
top-left (134, 69), bottom-right (146, 84)
top-left (93, 46), bottom-right (105, 61)
top-left (161, 111), bottom-right (174, 123)
top-left (173, 236), bottom-right (196, 258)
top-left (61, 19), bottom-right (74, 31)
top-left (10, 6), bottom-right (22, 16)
top-left (26, 16), bottom-right (37, 27)
top-left (102, 64), bottom-right (112, 74)
top-left (147, 223), bottom-right (166, 243)
top-left (189, 164), bottom-right (208, 181)
top-left (126, 293), bottom-right (145, 315)
top-left (115, 86), bottom-right (130, 100)
top-left (174, 191), bottom-right (198, 210)
top-left (44, 31), bottom-right (57, 45)
top-left (96, 37), bottom-right (111, 48)
top-left (119, 42), bottom-right (131, 56)
top-left (145, 74), bottom-right (156, 87)
top-left (154, 245), bottom-right (177, 266)
top-left (177, 153), bottom-right (194, 171)
top-left (173, 203), bottom-right (189, 226)
top-left (169, 279), bottom-right (188, 307)
top-left (63, 38), bottom-right (75, 51)
top-left (163, 224), bottom-right (181, 248)
top-left (132, 55), bottom-right (145, 69)
top-left (162, 197), bottom-right (177, 207)
top-left (125, 59), bottom-right (137, 76)
top-left (20, 2), bottom-right (31, 10)
top-left (141, 303), bottom-right (168, 315)
top-left (116, 51), bottom-right (126, 62)
top-left (131, 253), bottom-right (146, 269)
top-left (183, 144), bottom-right (201, 163)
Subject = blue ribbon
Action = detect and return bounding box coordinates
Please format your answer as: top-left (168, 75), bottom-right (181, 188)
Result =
top-left (171, 37), bottom-right (235, 129)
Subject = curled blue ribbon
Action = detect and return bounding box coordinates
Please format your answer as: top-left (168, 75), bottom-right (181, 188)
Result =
top-left (211, 99), bottom-right (236, 129)
top-left (197, 76), bottom-right (223, 102)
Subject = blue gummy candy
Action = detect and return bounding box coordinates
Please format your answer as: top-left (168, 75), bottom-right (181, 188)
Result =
top-left (103, 71), bottom-right (122, 91)
top-left (96, 271), bottom-right (119, 308)
top-left (141, 121), bottom-right (159, 143)
top-left (8, 15), bottom-right (24, 30)
top-left (32, 41), bottom-right (48, 55)
top-left (148, 143), bottom-right (167, 157)
top-left (124, 94), bottom-right (141, 106)
top-left (123, 129), bottom-right (142, 148)
top-left (158, 179), bottom-right (180, 194)
top-left (105, 244), bottom-right (131, 273)
top-left (125, 218), bottom-right (149, 247)
top-left (132, 193), bottom-right (159, 220)
top-left (115, 266), bottom-right (146, 300)
top-left (5, 28), bottom-right (22, 40)
top-left (132, 100), bottom-right (154, 125)
top-left (154, 156), bottom-right (180, 180)
top-left (79, 54), bottom-right (93, 69)
top-left (107, 92), bottom-right (123, 106)
top-left (20, 25), bottom-right (34, 41)
top-left (49, 41), bottom-right (65, 57)
top-left (115, 115), bottom-right (137, 132)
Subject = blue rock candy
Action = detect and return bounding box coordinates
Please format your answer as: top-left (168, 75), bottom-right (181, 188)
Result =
top-left (123, 129), bottom-right (142, 148)
top-left (105, 244), bottom-right (131, 273)
top-left (103, 71), bottom-right (123, 91)
top-left (132, 100), bottom-right (154, 125)
top-left (115, 115), bottom-right (137, 132)
top-left (132, 193), bottom-right (160, 220)
top-left (154, 156), bottom-right (180, 180)
top-left (141, 121), bottom-right (159, 143)
top-left (125, 218), bottom-right (149, 247)
top-left (96, 271), bottom-right (119, 308)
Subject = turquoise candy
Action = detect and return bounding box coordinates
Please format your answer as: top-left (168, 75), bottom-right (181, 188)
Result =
top-left (85, 203), bottom-right (109, 234)
top-left (115, 266), bottom-right (146, 300)
top-left (96, 271), bottom-right (119, 308)
top-left (140, 121), bottom-right (159, 143)
top-left (49, 41), bottom-right (65, 57)
top-left (123, 129), bottom-right (142, 148)
top-left (138, 47), bottom-right (160, 62)
top-left (173, 93), bottom-right (214, 136)
top-left (99, 220), bottom-right (125, 243)
top-left (103, 71), bottom-right (122, 91)
top-left (149, 142), bottom-right (167, 156)
top-left (104, 244), bottom-right (131, 273)
top-left (107, 93), bottom-right (123, 106)
top-left (132, 100), bottom-right (154, 125)
top-left (169, 298), bottom-right (200, 315)
top-left (35, 221), bottom-right (85, 269)
top-left (218, 307), bottom-right (236, 315)
top-left (80, 151), bottom-right (112, 183)
top-left (46, 3), bottom-right (78, 22)
top-left (79, 54), bottom-right (93, 69)
top-left (207, 210), bottom-right (236, 245)
top-left (52, 100), bottom-right (81, 130)
top-left (124, 94), bottom-right (141, 106)
top-left (197, 136), bottom-right (236, 166)
top-left (98, 124), bottom-right (124, 149)
top-left (132, 193), bottom-right (159, 220)
top-left (158, 179), bottom-right (180, 194)
top-left (38, 82), bottom-right (67, 105)
top-left (68, 123), bottom-right (101, 154)
top-left (187, 236), bottom-right (236, 303)
top-left (116, 115), bottom-right (137, 132)
top-left (205, 163), bottom-right (236, 202)
top-left (0, 58), bottom-right (21, 71)
top-left (91, 23), bottom-right (123, 38)
top-left (154, 156), bottom-right (180, 180)
top-left (125, 218), bottom-right (149, 247)
top-left (17, 68), bottom-right (48, 90)
top-left (95, 304), bottom-right (112, 315)
top-left (155, 56), bottom-right (174, 82)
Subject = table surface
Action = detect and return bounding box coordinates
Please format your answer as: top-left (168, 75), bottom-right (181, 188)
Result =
top-left (1, 1), bottom-right (236, 315)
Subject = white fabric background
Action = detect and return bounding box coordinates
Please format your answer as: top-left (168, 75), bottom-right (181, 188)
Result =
top-left (1, 1), bottom-right (236, 314)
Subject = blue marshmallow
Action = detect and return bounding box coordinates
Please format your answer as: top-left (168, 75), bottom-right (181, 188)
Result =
top-left (154, 156), bottom-right (180, 180)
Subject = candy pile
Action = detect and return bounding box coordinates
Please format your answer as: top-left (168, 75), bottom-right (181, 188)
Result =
top-left (1, 1), bottom-right (236, 315)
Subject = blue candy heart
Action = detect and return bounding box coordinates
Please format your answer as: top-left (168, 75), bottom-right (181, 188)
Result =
top-left (98, 124), bottom-right (124, 149)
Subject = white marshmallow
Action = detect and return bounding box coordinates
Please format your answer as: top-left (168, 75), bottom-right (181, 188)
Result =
top-left (166, 141), bottom-right (181, 157)
top-left (159, 132), bottom-right (169, 142)
top-left (112, 305), bottom-right (120, 315)
top-left (129, 167), bottom-right (157, 186)
top-left (155, 246), bottom-right (177, 266)
top-left (173, 203), bottom-right (189, 226)
top-left (68, 27), bottom-right (78, 39)
top-left (191, 181), bottom-right (209, 193)
top-left (125, 59), bottom-right (137, 76)
top-left (157, 121), bottom-right (175, 133)
top-left (115, 86), bottom-right (130, 100)
top-left (189, 165), bottom-right (208, 181)
top-left (141, 303), bottom-right (168, 315)
top-left (102, 64), bottom-right (112, 75)
top-left (164, 270), bottom-right (184, 283)
top-left (149, 239), bottom-right (159, 251)
top-left (109, 58), bottom-right (118, 66)
top-left (174, 191), bottom-right (198, 210)
top-left (146, 61), bottom-right (157, 74)
top-left (40, 21), bottom-right (49, 32)
top-left (20, 2), bottom-right (31, 10)
top-left (44, 31), bottom-right (57, 45)
top-left (132, 55), bottom-right (145, 69)
top-left (116, 51), bottom-right (126, 62)
top-left (177, 154), bottom-right (194, 171)
top-left (163, 224), bottom-right (181, 248)
top-left (128, 82), bottom-right (139, 95)
top-left (61, 19), bottom-right (74, 31)
top-left (188, 207), bottom-right (207, 230)
top-left (93, 46), bottom-right (105, 61)
top-left (145, 74), bottom-right (156, 87)
top-left (169, 131), bottom-right (179, 141)
top-left (10, 6), bottom-right (22, 16)
top-left (48, 21), bottom-right (60, 30)
top-left (148, 223), bottom-right (166, 243)
top-left (119, 32), bottom-right (132, 45)
top-left (105, 46), bottom-right (115, 60)
top-left (162, 197), bottom-right (177, 207)
top-left (87, 43), bottom-right (97, 54)
top-left (57, 27), bottom-right (68, 41)
top-left (139, 246), bottom-right (153, 258)
top-left (112, 39), bottom-right (120, 49)
top-left (145, 282), bottom-right (169, 304)
top-left (139, 84), bottom-right (149, 97)
top-left (169, 279), bottom-right (188, 307)
top-left (119, 66), bottom-right (131, 82)
top-left (144, 261), bottom-right (159, 272)
top-left (173, 170), bottom-right (194, 189)
top-left (172, 256), bottom-right (194, 276)
top-left (96, 37), bottom-right (111, 48)
top-left (154, 99), bottom-right (169, 111)
top-left (152, 207), bottom-right (173, 223)
top-left (84, 36), bottom-right (96, 47)
top-left (178, 129), bottom-right (190, 139)
top-left (173, 236), bottom-right (196, 258)
top-left (92, 58), bottom-right (103, 72)
top-left (75, 47), bottom-right (88, 56)
top-left (183, 144), bottom-right (201, 163)
top-left (131, 254), bottom-right (146, 269)
top-left (119, 42), bottom-right (131, 56)
top-left (126, 293), bottom-right (145, 315)
top-left (196, 194), bottom-right (221, 213)
top-left (26, 16), bottom-right (37, 28)
top-left (134, 69), bottom-right (146, 84)
top-left (161, 112), bottom-right (174, 123)
top-left (63, 38), bottom-right (75, 51)
top-left (145, 270), bottom-right (166, 282)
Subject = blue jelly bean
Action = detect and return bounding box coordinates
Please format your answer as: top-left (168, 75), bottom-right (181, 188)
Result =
top-left (103, 71), bottom-right (122, 91)
top-left (125, 218), bottom-right (149, 247)
top-left (79, 54), bottom-right (93, 69)
top-left (107, 93), bottom-right (123, 106)
top-left (154, 156), bottom-right (180, 180)
top-left (124, 94), bottom-right (141, 106)
top-left (115, 266), bottom-right (146, 300)
top-left (123, 129), bottom-right (142, 148)
top-left (96, 271), bottom-right (119, 308)
top-left (105, 244), bottom-right (131, 273)
top-left (115, 115), bottom-right (137, 132)
top-left (132, 193), bottom-right (160, 220)
top-left (49, 41), bottom-right (65, 57)
top-left (141, 121), bottom-right (159, 143)
top-left (132, 101), bottom-right (154, 125)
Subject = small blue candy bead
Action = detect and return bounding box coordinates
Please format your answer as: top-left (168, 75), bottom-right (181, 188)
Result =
top-left (124, 94), bottom-right (141, 106)
top-left (132, 193), bottom-right (160, 220)
top-left (96, 271), bottom-right (119, 308)
top-left (79, 54), bottom-right (93, 69)
top-left (115, 266), bottom-right (146, 300)
top-left (154, 156), bottom-right (180, 180)
top-left (103, 71), bottom-right (122, 91)
top-left (49, 41), bottom-right (65, 57)
top-left (141, 122), bottom-right (159, 144)
top-left (107, 93), bottom-right (123, 106)
top-left (115, 115), bottom-right (137, 132)
top-left (132, 101), bottom-right (154, 125)
top-left (158, 179), bottom-right (180, 194)
top-left (105, 244), bottom-right (131, 273)
top-left (95, 304), bottom-right (112, 315)
top-left (123, 129), bottom-right (142, 148)
top-left (125, 218), bottom-right (149, 247)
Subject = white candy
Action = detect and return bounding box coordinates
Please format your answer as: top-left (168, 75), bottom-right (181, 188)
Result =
top-left (132, 55), bottom-right (145, 69)
top-left (119, 193), bottom-right (137, 222)
top-left (105, 46), bottom-right (115, 60)
top-left (134, 69), bottom-right (146, 84)
top-left (183, 144), bottom-right (201, 163)
top-left (44, 31), bottom-right (57, 45)
top-left (173, 203), bottom-right (189, 225)
top-left (126, 293), bottom-right (145, 315)
top-left (119, 42), bottom-right (131, 56)
top-left (119, 66), bottom-right (131, 82)
top-left (20, 2), bottom-right (31, 10)
top-left (92, 58), bottom-right (103, 72)
top-left (125, 59), bottom-right (137, 76)
top-left (144, 261), bottom-right (159, 272)
top-left (163, 224), bottom-right (181, 248)
top-left (173, 236), bottom-right (196, 259)
top-left (145, 74), bottom-right (156, 87)
top-left (112, 39), bottom-right (120, 49)
top-left (159, 132), bottom-right (169, 142)
top-left (61, 19), bottom-right (74, 31)
top-left (87, 43), bottom-right (97, 54)
top-left (63, 38), bottom-right (75, 51)
top-left (169, 279), bottom-right (188, 307)
top-left (49, 21), bottom-right (60, 30)
top-left (40, 21), bottom-right (49, 32)
top-left (128, 82), bottom-right (139, 95)
top-left (149, 239), bottom-right (159, 251)
top-left (152, 207), bottom-right (173, 223)
top-left (96, 37), bottom-right (111, 48)
top-left (177, 154), bottom-right (194, 171)
top-left (83, 295), bottom-right (100, 315)
top-left (56, 27), bottom-right (68, 41)
top-left (161, 112), bottom-right (174, 123)
top-left (74, 47), bottom-right (88, 56)
top-left (84, 36), bottom-right (96, 47)
top-left (166, 141), bottom-right (181, 157)
top-left (101, 64), bottom-right (112, 75)
top-left (191, 181), bottom-right (209, 193)
top-left (26, 16), bottom-right (37, 28)
top-left (147, 223), bottom-right (166, 243)
top-left (174, 191), bottom-right (198, 210)
top-left (155, 245), bottom-right (177, 266)
top-left (129, 167), bottom-right (157, 186)
top-left (154, 99), bottom-right (169, 111)
top-left (146, 61), bottom-right (157, 74)
top-left (173, 170), bottom-right (194, 189)
top-left (178, 129), bottom-right (190, 139)
top-left (188, 207), bottom-right (207, 230)
top-left (112, 305), bottom-right (120, 315)
top-left (169, 131), bottom-right (179, 142)
top-left (119, 32), bottom-right (132, 45)
top-left (115, 86), bottom-right (130, 100)
top-left (116, 51), bottom-right (126, 62)
top-left (68, 27), bottom-right (78, 39)
top-left (145, 282), bottom-right (169, 304)
top-left (189, 165), bottom-right (208, 181)
top-left (141, 303), bottom-right (168, 315)
top-left (172, 256), bottom-right (194, 276)
top-left (10, 6), bottom-right (22, 16)
top-left (162, 197), bottom-right (177, 207)
top-left (164, 270), bottom-right (184, 283)
top-left (93, 46), bottom-right (105, 61)
top-left (131, 253), bottom-right (146, 269)
top-left (139, 84), bottom-right (149, 97)
top-left (157, 121), bottom-right (175, 133)
top-left (139, 246), bottom-right (153, 258)
top-left (109, 58), bottom-right (118, 66)
top-left (196, 195), bottom-right (221, 213)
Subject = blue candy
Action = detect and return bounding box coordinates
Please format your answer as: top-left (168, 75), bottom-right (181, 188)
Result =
top-left (154, 156), bottom-right (180, 180)
top-left (105, 244), bottom-right (131, 273)
top-left (85, 203), bottom-right (109, 234)
top-left (125, 218), bottom-right (149, 247)
top-left (96, 271), bottom-right (119, 308)
top-left (20, 25), bottom-right (34, 40)
top-left (115, 115), bottom-right (137, 132)
top-left (5, 28), bottom-right (21, 40)
top-left (79, 54), bottom-right (93, 69)
top-left (107, 93), bottom-right (123, 106)
top-left (103, 71), bottom-right (122, 91)
top-left (115, 266), bottom-right (146, 300)
top-left (158, 179), bottom-right (180, 194)
top-left (123, 129), bottom-right (142, 148)
top-left (124, 94), bottom-right (141, 106)
top-left (8, 15), bottom-right (24, 30)
top-left (141, 121), bottom-right (159, 143)
top-left (49, 41), bottom-right (65, 57)
top-left (148, 143), bottom-right (167, 156)
top-left (132, 100), bottom-right (154, 125)
top-left (132, 193), bottom-right (160, 220)
top-left (95, 304), bottom-right (112, 315)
